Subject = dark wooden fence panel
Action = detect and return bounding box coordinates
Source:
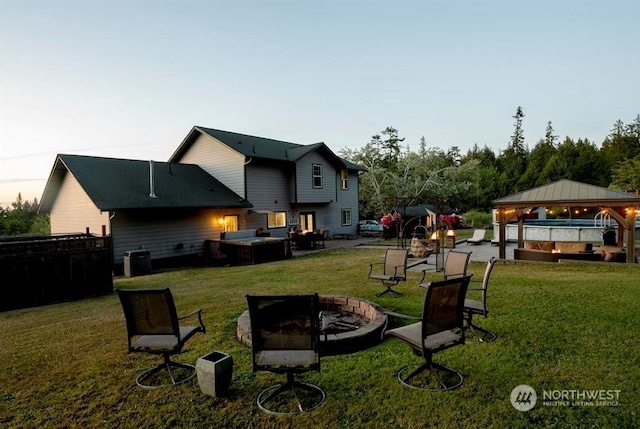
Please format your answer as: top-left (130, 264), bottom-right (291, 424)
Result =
top-left (0, 234), bottom-right (113, 311)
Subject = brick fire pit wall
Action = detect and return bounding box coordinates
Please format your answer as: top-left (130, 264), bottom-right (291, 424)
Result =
top-left (237, 295), bottom-right (388, 355)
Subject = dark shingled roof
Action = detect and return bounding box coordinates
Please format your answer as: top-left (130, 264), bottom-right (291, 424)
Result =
top-left (493, 179), bottom-right (640, 208)
top-left (171, 127), bottom-right (365, 171)
top-left (39, 154), bottom-right (252, 212)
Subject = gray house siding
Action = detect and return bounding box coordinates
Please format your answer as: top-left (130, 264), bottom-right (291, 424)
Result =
top-left (331, 169), bottom-right (360, 235)
top-left (177, 133), bottom-right (246, 198)
top-left (245, 162), bottom-right (293, 237)
top-left (49, 172), bottom-right (110, 235)
top-left (295, 152), bottom-right (335, 204)
top-left (110, 209), bottom-right (230, 265)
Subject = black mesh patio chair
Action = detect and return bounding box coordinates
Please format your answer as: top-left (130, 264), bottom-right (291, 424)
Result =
top-left (246, 293), bottom-right (325, 415)
top-left (464, 257), bottom-right (497, 342)
top-left (115, 288), bottom-right (206, 389)
top-left (385, 275), bottom-right (471, 390)
top-left (368, 248), bottom-right (408, 297)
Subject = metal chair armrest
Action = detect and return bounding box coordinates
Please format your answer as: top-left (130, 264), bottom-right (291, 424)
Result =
top-left (369, 262), bottom-right (383, 276)
top-left (179, 308), bottom-right (206, 333)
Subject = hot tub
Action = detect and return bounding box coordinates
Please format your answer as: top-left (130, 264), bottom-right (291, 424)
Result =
top-left (217, 237), bottom-right (290, 265)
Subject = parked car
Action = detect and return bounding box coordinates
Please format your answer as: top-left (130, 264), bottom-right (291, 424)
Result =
top-left (358, 220), bottom-right (384, 236)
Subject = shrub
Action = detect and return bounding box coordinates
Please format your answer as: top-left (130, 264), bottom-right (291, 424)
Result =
top-left (462, 210), bottom-right (493, 228)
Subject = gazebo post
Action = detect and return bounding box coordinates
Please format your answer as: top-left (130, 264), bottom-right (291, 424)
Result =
top-left (516, 209), bottom-right (525, 249)
top-left (625, 208), bottom-right (636, 264)
top-left (498, 210), bottom-right (507, 260)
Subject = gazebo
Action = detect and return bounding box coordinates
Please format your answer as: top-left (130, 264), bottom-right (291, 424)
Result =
top-left (493, 179), bottom-right (640, 264)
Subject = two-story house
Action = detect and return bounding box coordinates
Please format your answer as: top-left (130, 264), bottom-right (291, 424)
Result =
top-left (171, 127), bottom-right (363, 236)
top-left (38, 127), bottom-right (364, 271)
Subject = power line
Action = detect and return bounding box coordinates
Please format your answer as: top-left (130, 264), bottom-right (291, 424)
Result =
top-left (0, 142), bottom-right (168, 161)
top-left (0, 178), bottom-right (47, 183)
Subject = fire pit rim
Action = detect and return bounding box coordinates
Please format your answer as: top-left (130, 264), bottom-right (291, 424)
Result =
top-left (236, 294), bottom-right (388, 353)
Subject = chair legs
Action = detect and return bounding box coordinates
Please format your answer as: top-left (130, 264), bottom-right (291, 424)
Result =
top-left (376, 281), bottom-right (403, 298)
top-left (464, 312), bottom-right (497, 343)
top-left (136, 354), bottom-right (196, 389)
top-left (257, 372), bottom-right (326, 415)
top-left (397, 361), bottom-right (464, 391)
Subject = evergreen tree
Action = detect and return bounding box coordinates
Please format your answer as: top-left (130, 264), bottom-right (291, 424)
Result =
top-left (609, 156), bottom-right (640, 192)
top-left (519, 121), bottom-right (559, 188)
top-left (601, 116), bottom-right (640, 169)
top-left (0, 193), bottom-right (50, 236)
top-left (497, 106), bottom-right (528, 193)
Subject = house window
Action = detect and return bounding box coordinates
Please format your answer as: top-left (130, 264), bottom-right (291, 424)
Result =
top-left (312, 164), bottom-right (323, 188)
top-left (340, 169), bottom-right (348, 190)
top-left (268, 211), bottom-right (287, 228)
top-left (341, 209), bottom-right (352, 226)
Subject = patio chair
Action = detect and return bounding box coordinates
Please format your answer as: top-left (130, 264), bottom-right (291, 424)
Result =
top-left (467, 229), bottom-right (486, 245)
top-left (464, 257), bottom-right (497, 342)
top-left (385, 275), bottom-right (472, 390)
top-left (246, 293), bottom-right (325, 415)
top-left (420, 250), bottom-right (471, 284)
top-left (368, 248), bottom-right (409, 297)
top-left (288, 231), bottom-right (298, 251)
top-left (314, 229), bottom-right (327, 248)
top-left (115, 288), bottom-right (206, 389)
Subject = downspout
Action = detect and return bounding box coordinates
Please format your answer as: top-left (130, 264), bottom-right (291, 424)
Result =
top-left (244, 157), bottom-right (252, 201)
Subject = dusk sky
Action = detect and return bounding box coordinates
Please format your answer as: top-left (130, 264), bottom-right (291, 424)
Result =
top-left (1, 0), bottom-right (639, 207)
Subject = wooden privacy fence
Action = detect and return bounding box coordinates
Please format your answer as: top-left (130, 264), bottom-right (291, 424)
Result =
top-left (0, 234), bottom-right (113, 312)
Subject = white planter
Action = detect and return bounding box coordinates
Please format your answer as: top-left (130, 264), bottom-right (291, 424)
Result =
top-left (196, 351), bottom-right (233, 397)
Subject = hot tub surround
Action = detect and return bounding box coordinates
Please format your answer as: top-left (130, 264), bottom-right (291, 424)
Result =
top-left (212, 229), bottom-right (291, 265)
top-left (513, 240), bottom-right (626, 262)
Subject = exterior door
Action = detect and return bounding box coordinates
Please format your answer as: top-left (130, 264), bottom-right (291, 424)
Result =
top-left (299, 212), bottom-right (315, 232)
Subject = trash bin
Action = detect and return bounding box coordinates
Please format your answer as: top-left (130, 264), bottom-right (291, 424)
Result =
top-left (123, 250), bottom-right (151, 277)
top-left (602, 229), bottom-right (616, 246)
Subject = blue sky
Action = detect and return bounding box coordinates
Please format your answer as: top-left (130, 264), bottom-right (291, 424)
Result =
top-left (1, 0), bottom-right (639, 207)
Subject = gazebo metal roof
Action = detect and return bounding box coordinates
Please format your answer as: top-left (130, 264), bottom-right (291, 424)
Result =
top-left (493, 179), bottom-right (640, 208)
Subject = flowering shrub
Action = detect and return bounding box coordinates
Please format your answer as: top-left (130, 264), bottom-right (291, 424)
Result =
top-left (440, 213), bottom-right (462, 230)
top-left (381, 212), bottom-right (401, 228)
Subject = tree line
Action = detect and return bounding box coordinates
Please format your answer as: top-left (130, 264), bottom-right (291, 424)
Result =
top-left (0, 194), bottom-right (49, 236)
top-left (2, 109), bottom-right (639, 235)
top-left (340, 109), bottom-right (640, 219)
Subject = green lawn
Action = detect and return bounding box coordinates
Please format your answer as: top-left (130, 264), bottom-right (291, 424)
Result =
top-left (1, 248), bottom-right (638, 428)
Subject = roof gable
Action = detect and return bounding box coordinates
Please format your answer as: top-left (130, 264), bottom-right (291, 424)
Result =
top-left (39, 154), bottom-right (252, 212)
top-left (493, 179), bottom-right (640, 207)
top-left (170, 126), bottom-right (365, 171)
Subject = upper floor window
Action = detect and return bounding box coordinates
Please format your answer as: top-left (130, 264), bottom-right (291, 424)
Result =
top-left (312, 164), bottom-right (323, 188)
top-left (268, 211), bottom-right (287, 228)
top-left (340, 169), bottom-right (348, 190)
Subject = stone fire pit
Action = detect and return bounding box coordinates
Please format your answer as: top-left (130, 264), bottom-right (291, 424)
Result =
top-left (237, 295), bottom-right (388, 355)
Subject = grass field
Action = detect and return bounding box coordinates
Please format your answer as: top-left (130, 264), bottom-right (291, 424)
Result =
top-left (1, 247), bottom-right (638, 428)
